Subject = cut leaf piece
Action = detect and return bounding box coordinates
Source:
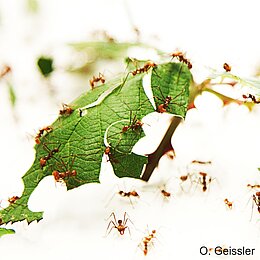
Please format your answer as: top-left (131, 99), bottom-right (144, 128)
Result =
top-left (0, 227), bottom-right (15, 237)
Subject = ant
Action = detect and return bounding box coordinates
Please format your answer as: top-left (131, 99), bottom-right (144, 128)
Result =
top-left (35, 126), bottom-right (52, 144)
top-left (118, 190), bottom-right (139, 198)
top-left (224, 198), bottom-right (233, 209)
top-left (105, 212), bottom-right (131, 236)
top-left (247, 184), bottom-right (260, 189)
top-left (155, 83), bottom-right (187, 113)
top-left (8, 196), bottom-right (20, 204)
top-left (121, 113), bottom-right (143, 134)
top-left (252, 192), bottom-right (260, 214)
top-left (39, 143), bottom-right (60, 168)
top-left (52, 169), bottom-right (77, 183)
top-left (131, 61), bottom-right (157, 76)
top-left (223, 63), bottom-right (231, 72)
top-left (139, 229), bottom-right (156, 255)
top-left (0, 65), bottom-right (11, 78)
top-left (242, 94), bottom-right (260, 104)
top-left (161, 189), bottom-right (171, 198)
top-left (89, 73), bottom-right (105, 89)
top-left (59, 103), bottom-right (74, 116)
top-left (198, 172), bottom-right (212, 192)
top-left (170, 51), bottom-right (192, 69)
top-left (157, 96), bottom-right (172, 113)
top-left (191, 160), bottom-right (212, 165)
top-left (104, 146), bottom-right (119, 164)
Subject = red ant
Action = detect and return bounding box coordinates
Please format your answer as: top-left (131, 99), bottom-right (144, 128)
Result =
top-left (52, 169), bottom-right (77, 183)
top-left (104, 146), bottom-right (119, 164)
top-left (247, 184), bottom-right (260, 189)
top-left (198, 172), bottom-right (212, 192)
top-left (35, 126), bottom-right (52, 144)
top-left (223, 63), bottom-right (231, 72)
top-left (121, 113), bottom-right (143, 134)
top-left (224, 198), bottom-right (233, 209)
top-left (40, 145), bottom-right (60, 168)
top-left (59, 103), bottom-right (74, 116)
top-left (155, 83), bottom-right (187, 113)
top-left (131, 61), bottom-right (157, 76)
top-left (170, 51), bottom-right (192, 69)
top-left (89, 73), bottom-right (105, 89)
top-left (253, 192), bottom-right (260, 214)
top-left (118, 190), bottom-right (139, 198)
top-left (105, 212), bottom-right (131, 236)
top-left (242, 94), bottom-right (260, 104)
top-left (191, 160), bottom-right (212, 165)
top-left (8, 196), bottom-right (20, 204)
top-left (139, 229), bottom-right (156, 255)
top-left (161, 189), bottom-right (171, 198)
top-left (0, 65), bottom-right (11, 78)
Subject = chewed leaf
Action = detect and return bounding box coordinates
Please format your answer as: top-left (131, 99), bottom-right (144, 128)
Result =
top-left (0, 61), bottom-right (192, 225)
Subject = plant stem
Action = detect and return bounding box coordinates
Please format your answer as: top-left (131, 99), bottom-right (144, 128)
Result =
top-left (140, 116), bottom-right (182, 181)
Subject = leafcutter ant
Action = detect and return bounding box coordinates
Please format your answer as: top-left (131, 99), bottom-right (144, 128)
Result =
top-left (39, 144), bottom-right (60, 169)
top-left (247, 184), bottom-right (260, 190)
top-left (8, 196), bottom-right (20, 204)
top-left (105, 212), bottom-right (132, 236)
top-left (198, 172), bottom-right (212, 192)
top-left (89, 73), bottom-right (105, 89)
top-left (252, 192), bottom-right (260, 214)
top-left (59, 103), bottom-right (74, 116)
top-left (242, 94), bottom-right (260, 104)
top-left (35, 126), bottom-right (52, 144)
top-left (139, 229), bottom-right (157, 256)
top-left (191, 160), bottom-right (212, 165)
top-left (170, 51), bottom-right (192, 69)
top-left (0, 65), bottom-right (11, 78)
top-left (224, 198), bottom-right (233, 209)
top-left (223, 63), bottom-right (231, 72)
top-left (131, 61), bottom-right (157, 76)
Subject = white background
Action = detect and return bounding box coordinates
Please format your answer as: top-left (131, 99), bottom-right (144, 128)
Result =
top-left (1, 0), bottom-right (260, 259)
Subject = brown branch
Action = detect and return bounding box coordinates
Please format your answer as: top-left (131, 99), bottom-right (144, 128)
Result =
top-left (140, 116), bottom-right (182, 182)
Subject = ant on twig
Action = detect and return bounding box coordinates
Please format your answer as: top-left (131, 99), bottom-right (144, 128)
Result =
top-left (105, 212), bottom-right (132, 236)
top-left (89, 73), bottom-right (105, 89)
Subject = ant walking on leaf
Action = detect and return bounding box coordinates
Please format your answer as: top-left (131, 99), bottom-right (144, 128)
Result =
top-left (105, 212), bottom-right (133, 236)
top-left (89, 73), bottom-right (105, 89)
top-left (35, 126), bottom-right (52, 145)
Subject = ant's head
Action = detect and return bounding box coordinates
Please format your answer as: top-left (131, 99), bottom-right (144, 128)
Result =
top-left (118, 220), bottom-right (123, 225)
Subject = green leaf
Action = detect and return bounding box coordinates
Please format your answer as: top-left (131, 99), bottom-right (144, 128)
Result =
top-left (37, 57), bottom-right (54, 77)
top-left (0, 227), bottom-right (15, 237)
top-left (151, 63), bottom-right (192, 117)
top-left (0, 61), bottom-right (192, 225)
top-left (7, 82), bottom-right (16, 107)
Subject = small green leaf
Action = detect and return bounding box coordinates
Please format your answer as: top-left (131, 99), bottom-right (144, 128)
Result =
top-left (37, 57), bottom-right (54, 77)
top-left (7, 82), bottom-right (16, 107)
top-left (0, 227), bottom-right (15, 237)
